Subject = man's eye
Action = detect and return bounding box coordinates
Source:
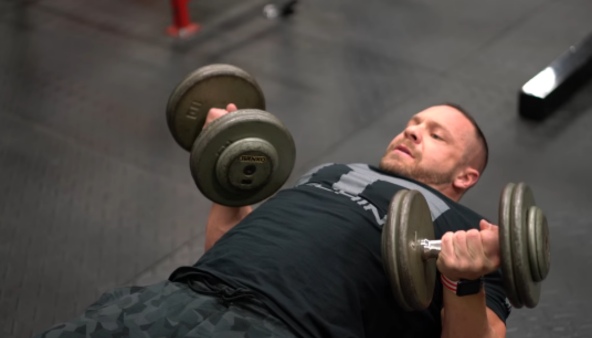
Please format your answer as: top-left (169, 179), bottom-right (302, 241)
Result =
top-left (431, 134), bottom-right (441, 140)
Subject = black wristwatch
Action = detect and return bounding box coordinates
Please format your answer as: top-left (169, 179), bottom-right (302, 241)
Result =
top-left (456, 278), bottom-right (484, 296)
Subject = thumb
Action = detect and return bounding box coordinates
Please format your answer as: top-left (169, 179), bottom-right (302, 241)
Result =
top-left (227, 103), bottom-right (238, 112)
top-left (479, 219), bottom-right (494, 231)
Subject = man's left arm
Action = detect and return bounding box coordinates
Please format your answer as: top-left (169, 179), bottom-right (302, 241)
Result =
top-left (437, 220), bottom-right (508, 338)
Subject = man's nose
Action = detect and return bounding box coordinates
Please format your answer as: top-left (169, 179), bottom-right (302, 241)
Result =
top-left (404, 125), bottom-right (421, 143)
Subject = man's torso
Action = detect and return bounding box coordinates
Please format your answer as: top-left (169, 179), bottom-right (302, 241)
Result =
top-left (170, 163), bottom-right (508, 338)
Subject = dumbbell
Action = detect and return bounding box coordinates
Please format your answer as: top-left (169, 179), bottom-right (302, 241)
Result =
top-left (166, 64), bottom-right (296, 206)
top-left (381, 182), bottom-right (551, 311)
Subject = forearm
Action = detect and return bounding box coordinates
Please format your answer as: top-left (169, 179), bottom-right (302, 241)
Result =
top-left (441, 287), bottom-right (500, 338)
top-left (204, 203), bottom-right (252, 251)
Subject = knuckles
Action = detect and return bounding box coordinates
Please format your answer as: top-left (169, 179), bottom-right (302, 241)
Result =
top-left (205, 108), bottom-right (229, 127)
top-left (466, 229), bottom-right (480, 239)
top-left (437, 228), bottom-right (499, 279)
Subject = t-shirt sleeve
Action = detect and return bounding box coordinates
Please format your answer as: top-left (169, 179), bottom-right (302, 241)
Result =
top-left (293, 162), bottom-right (335, 186)
top-left (483, 270), bottom-right (512, 324)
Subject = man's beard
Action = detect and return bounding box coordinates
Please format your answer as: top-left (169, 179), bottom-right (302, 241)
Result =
top-left (378, 154), bottom-right (455, 186)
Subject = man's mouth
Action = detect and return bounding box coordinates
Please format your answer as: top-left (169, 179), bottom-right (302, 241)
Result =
top-left (394, 145), bottom-right (413, 157)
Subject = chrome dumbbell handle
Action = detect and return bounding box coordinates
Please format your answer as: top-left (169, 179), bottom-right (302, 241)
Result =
top-left (419, 239), bottom-right (441, 260)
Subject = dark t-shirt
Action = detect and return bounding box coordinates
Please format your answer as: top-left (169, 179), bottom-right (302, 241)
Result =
top-left (169, 163), bottom-right (511, 338)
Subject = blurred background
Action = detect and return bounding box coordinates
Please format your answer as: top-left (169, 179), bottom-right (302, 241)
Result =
top-left (1, 0), bottom-right (591, 337)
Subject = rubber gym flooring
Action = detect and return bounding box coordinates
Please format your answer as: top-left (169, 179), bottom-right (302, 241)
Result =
top-left (1, 0), bottom-right (591, 337)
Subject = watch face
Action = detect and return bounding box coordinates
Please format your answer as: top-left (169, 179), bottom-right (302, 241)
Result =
top-left (456, 279), bottom-right (483, 296)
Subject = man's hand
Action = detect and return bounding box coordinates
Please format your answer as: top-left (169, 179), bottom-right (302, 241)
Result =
top-left (437, 220), bottom-right (501, 281)
top-left (204, 103), bottom-right (238, 128)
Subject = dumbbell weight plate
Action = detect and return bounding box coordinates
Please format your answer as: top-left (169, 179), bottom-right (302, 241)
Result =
top-left (499, 183), bottom-right (522, 308)
top-left (382, 190), bottom-right (410, 311)
top-left (382, 189), bottom-right (436, 311)
top-left (166, 64), bottom-right (266, 151)
top-left (190, 109), bottom-right (295, 207)
top-left (511, 183), bottom-right (542, 308)
top-left (527, 206), bottom-right (551, 283)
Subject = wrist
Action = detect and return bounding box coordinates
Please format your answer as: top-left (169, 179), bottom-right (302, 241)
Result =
top-left (441, 274), bottom-right (483, 296)
top-left (211, 203), bottom-right (252, 221)
top-left (441, 274), bottom-right (459, 293)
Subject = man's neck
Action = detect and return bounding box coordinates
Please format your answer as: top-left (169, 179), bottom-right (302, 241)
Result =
top-left (427, 183), bottom-right (463, 202)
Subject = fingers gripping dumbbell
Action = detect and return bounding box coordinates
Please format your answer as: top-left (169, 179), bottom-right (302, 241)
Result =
top-left (381, 183), bottom-right (551, 311)
top-left (166, 64), bottom-right (296, 206)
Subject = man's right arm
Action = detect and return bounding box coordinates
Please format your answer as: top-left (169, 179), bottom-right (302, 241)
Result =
top-left (202, 104), bottom-right (251, 251)
top-left (204, 204), bottom-right (252, 251)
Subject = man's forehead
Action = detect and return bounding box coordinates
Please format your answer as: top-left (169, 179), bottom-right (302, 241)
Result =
top-left (412, 106), bottom-right (472, 130)
top-left (408, 106), bottom-right (476, 147)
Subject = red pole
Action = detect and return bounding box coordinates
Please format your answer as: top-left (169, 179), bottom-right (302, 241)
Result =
top-left (167, 0), bottom-right (200, 38)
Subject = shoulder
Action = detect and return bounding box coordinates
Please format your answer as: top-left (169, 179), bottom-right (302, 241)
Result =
top-left (295, 163), bottom-right (371, 186)
top-left (295, 163), bottom-right (412, 189)
top-left (433, 201), bottom-right (486, 237)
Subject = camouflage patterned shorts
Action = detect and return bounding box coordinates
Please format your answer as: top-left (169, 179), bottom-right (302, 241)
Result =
top-left (34, 279), bottom-right (297, 338)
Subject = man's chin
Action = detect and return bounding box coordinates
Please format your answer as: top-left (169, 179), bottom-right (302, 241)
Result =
top-left (378, 160), bottom-right (410, 178)
top-left (379, 161), bottom-right (455, 187)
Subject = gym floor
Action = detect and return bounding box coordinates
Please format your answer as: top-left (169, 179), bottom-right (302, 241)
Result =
top-left (1, 0), bottom-right (591, 337)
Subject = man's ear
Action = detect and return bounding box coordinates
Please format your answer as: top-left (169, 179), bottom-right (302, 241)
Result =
top-left (453, 166), bottom-right (480, 191)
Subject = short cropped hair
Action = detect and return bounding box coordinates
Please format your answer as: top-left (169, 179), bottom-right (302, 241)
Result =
top-left (441, 102), bottom-right (489, 174)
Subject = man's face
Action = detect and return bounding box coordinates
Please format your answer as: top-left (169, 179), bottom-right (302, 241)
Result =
top-left (379, 105), bottom-right (476, 186)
